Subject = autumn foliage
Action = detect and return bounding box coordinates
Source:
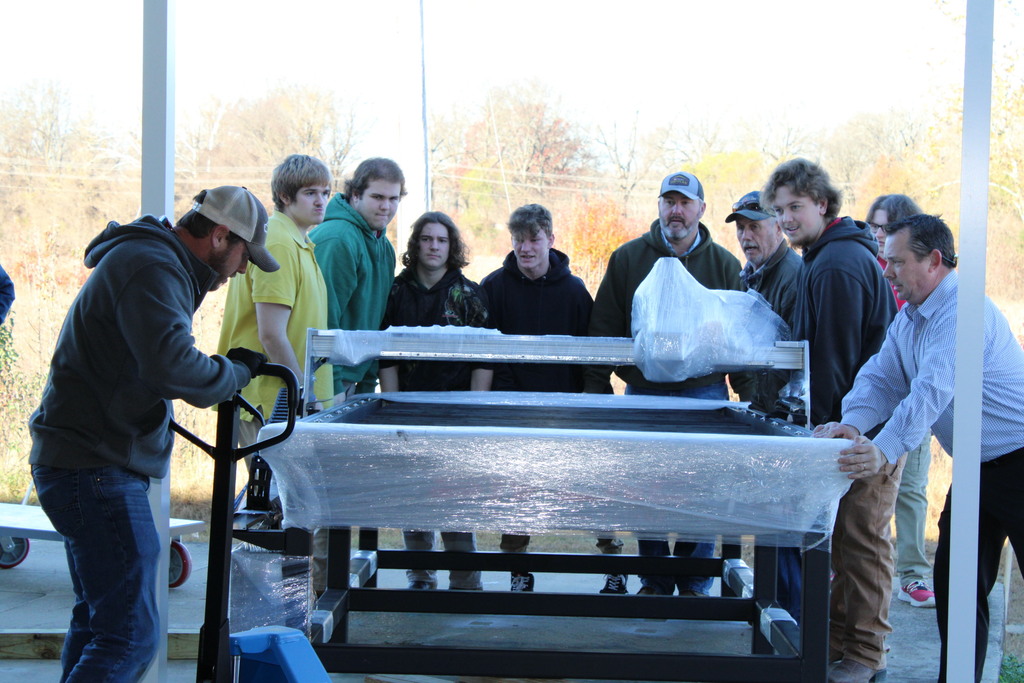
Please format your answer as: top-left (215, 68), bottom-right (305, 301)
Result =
top-left (561, 196), bottom-right (642, 293)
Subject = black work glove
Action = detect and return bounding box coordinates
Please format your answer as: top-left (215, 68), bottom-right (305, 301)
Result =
top-left (226, 347), bottom-right (267, 379)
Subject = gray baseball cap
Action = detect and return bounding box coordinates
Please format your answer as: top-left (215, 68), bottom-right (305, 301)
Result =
top-left (659, 171), bottom-right (704, 202)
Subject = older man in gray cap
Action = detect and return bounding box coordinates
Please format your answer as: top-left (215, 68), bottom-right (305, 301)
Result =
top-left (726, 189), bottom-right (805, 619)
top-left (728, 190), bottom-right (801, 326)
top-left (585, 171), bottom-right (754, 597)
top-left (29, 186), bottom-right (276, 682)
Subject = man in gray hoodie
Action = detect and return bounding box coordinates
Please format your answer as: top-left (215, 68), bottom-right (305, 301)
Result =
top-left (29, 186), bottom-right (276, 682)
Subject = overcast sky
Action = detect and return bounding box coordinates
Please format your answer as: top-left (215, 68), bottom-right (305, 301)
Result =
top-left (3, 0), bottom-right (984, 148)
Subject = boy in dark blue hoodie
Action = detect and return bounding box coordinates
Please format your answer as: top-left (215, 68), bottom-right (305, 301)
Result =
top-left (481, 203), bottom-right (594, 592)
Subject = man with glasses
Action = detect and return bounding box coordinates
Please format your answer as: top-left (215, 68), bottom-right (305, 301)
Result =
top-left (585, 171), bottom-right (754, 597)
top-left (763, 159), bottom-right (897, 683)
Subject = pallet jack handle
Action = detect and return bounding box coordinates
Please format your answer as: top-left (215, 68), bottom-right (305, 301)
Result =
top-left (174, 363), bottom-right (299, 683)
top-left (170, 362), bottom-right (299, 461)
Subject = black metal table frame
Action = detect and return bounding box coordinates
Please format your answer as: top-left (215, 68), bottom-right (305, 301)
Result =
top-left (288, 526), bottom-right (831, 683)
top-left (186, 368), bottom-right (831, 682)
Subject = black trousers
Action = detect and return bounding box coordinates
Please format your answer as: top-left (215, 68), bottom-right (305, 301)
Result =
top-left (936, 446), bottom-right (1024, 682)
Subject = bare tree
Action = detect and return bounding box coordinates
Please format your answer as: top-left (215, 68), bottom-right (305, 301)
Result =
top-left (739, 114), bottom-right (820, 164)
top-left (0, 81), bottom-right (99, 173)
top-left (662, 111), bottom-right (723, 167)
top-left (595, 112), bottom-right (673, 215)
top-left (427, 108), bottom-right (471, 212)
top-left (211, 86), bottom-right (364, 185)
top-left (822, 110), bottom-right (924, 208)
top-left (178, 99), bottom-right (229, 182)
top-left (462, 80), bottom-right (594, 207)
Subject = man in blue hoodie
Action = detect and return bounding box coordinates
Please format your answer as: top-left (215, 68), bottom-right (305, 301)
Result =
top-left (29, 186), bottom-right (276, 683)
top-left (481, 203), bottom-right (594, 592)
top-left (764, 159), bottom-right (898, 683)
top-left (0, 260), bottom-right (13, 325)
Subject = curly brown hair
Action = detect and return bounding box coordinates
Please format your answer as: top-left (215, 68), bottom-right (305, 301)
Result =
top-left (762, 158), bottom-right (842, 220)
top-left (508, 203), bottom-right (553, 239)
top-left (402, 211), bottom-right (469, 271)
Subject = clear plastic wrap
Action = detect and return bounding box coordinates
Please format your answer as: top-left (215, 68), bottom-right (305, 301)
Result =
top-left (632, 258), bottom-right (790, 382)
top-left (259, 393), bottom-right (851, 548)
top-left (229, 546), bottom-right (311, 634)
top-left (329, 325), bottom-right (503, 366)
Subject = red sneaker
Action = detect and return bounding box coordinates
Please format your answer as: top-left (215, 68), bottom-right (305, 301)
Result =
top-left (898, 580), bottom-right (936, 607)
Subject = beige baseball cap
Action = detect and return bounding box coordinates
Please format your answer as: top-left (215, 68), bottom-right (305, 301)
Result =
top-left (192, 186), bottom-right (279, 272)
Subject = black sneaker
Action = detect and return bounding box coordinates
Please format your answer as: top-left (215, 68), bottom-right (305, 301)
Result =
top-left (407, 580), bottom-right (433, 590)
top-left (510, 572), bottom-right (535, 592)
top-left (600, 573), bottom-right (628, 594)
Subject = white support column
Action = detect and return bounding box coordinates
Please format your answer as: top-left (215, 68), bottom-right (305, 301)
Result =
top-left (418, 0), bottom-right (431, 209)
top-left (142, 0), bottom-right (175, 219)
top-left (948, 0), bottom-right (994, 679)
top-left (394, 0), bottom-right (430, 252)
top-left (141, 1), bottom-right (175, 681)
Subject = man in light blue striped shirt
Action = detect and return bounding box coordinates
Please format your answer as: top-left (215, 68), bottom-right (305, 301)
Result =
top-left (817, 214), bottom-right (1024, 683)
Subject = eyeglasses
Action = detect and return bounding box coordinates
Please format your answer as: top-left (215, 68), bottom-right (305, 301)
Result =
top-left (868, 222), bottom-right (885, 231)
top-left (732, 199), bottom-right (775, 216)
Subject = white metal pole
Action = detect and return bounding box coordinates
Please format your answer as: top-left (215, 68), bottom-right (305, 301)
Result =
top-left (394, 3), bottom-right (429, 257)
top-left (141, 1), bottom-right (175, 681)
top-left (949, 0), bottom-right (994, 679)
top-left (420, 0), bottom-right (431, 209)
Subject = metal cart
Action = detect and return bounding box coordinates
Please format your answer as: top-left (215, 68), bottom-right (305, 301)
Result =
top-left (1, 490), bottom-right (204, 587)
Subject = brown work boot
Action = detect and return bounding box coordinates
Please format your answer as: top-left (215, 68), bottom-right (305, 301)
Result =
top-left (827, 658), bottom-right (885, 683)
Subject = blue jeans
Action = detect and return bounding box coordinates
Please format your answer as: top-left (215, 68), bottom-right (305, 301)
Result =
top-left (32, 464), bottom-right (160, 682)
top-left (776, 547), bottom-right (803, 624)
top-left (626, 382), bottom-right (726, 595)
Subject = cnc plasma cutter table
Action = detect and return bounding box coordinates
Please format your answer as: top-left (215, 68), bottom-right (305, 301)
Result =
top-left (213, 320), bottom-right (854, 683)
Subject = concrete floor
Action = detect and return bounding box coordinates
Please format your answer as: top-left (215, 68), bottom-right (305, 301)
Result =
top-left (0, 537), bottom-right (1004, 682)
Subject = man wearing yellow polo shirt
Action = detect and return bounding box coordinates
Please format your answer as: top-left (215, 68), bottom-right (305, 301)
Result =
top-left (218, 154), bottom-right (334, 445)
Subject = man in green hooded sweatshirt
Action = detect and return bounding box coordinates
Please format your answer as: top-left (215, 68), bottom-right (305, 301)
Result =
top-left (310, 157), bottom-right (406, 398)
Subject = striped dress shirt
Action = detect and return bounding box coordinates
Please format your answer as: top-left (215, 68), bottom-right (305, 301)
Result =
top-left (842, 270), bottom-right (1024, 463)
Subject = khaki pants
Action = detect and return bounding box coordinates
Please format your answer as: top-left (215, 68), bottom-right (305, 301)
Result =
top-left (404, 530), bottom-right (481, 589)
top-left (894, 436), bottom-right (932, 584)
top-left (829, 457), bottom-right (905, 670)
top-left (500, 533), bottom-right (530, 553)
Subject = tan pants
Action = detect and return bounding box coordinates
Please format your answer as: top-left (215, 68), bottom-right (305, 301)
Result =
top-left (500, 533), bottom-right (530, 553)
top-left (894, 436), bottom-right (933, 584)
top-left (404, 530), bottom-right (481, 589)
top-left (829, 457), bottom-right (905, 670)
